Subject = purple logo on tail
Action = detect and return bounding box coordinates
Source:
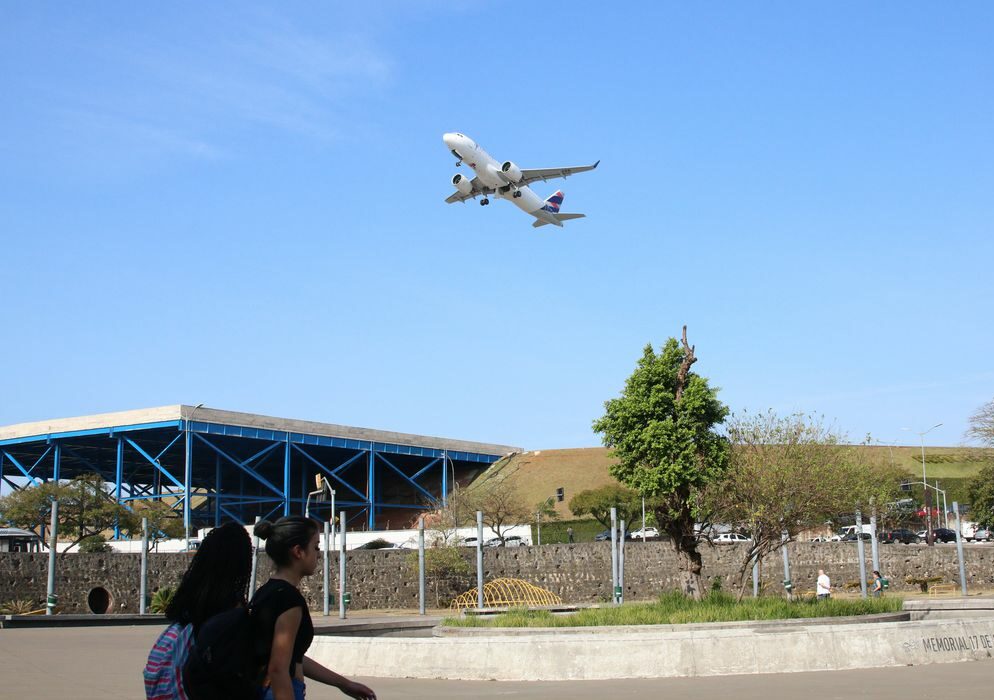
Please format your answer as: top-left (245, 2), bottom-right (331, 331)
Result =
top-left (541, 190), bottom-right (564, 213)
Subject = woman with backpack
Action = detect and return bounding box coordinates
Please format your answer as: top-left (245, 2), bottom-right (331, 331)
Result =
top-left (144, 522), bottom-right (253, 699)
top-left (253, 516), bottom-right (376, 700)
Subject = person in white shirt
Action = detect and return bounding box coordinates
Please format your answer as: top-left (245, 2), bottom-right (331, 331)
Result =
top-left (816, 569), bottom-right (832, 599)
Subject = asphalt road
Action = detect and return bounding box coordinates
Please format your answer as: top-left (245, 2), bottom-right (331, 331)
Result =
top-left (1, 625), bottom-right (991, 700)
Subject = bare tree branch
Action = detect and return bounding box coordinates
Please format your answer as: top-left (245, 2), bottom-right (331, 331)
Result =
top-left (675, 325), bottom-right (697, 401)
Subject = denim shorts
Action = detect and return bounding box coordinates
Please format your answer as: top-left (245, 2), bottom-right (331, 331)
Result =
top-left (260, 679), bottom-right (306, 700)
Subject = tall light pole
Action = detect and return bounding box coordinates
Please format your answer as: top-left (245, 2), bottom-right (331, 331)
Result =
top-left (905, 423), bottom-right (942, 546)
top-left (184, 403), bottom-right (205, 548)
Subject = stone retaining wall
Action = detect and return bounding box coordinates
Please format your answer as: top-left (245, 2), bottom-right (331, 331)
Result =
top-left (3, 542), bottom-right (994, 613)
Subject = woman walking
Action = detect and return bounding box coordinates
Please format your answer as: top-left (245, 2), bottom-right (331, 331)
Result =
top-left (144, 522), bottom-right (253, 699)
top-left (871, 570), bottom-right (884, 597)
top-left (253, 516), bottom-right (376, 700)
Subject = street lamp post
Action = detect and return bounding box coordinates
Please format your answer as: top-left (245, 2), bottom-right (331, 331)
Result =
top-left (905, 423), bottom-right (942, 546)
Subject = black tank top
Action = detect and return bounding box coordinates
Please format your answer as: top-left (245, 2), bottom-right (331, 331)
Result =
top-left (252, 579), bottom-right (314, 672)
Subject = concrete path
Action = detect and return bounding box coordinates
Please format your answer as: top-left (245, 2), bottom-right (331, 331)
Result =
top-left (2, 625), bottom-right (992, 700)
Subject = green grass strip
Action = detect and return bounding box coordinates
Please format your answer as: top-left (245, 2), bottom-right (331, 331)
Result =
top-left (443, 591), bottom-right (904, 627)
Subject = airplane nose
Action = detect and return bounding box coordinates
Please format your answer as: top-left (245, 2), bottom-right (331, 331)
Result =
top-left (442, 132), bottom-right (456, 147)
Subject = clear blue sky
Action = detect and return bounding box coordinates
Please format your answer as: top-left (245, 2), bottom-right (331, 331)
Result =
top-left (2, 3), bottom-right (992, 450)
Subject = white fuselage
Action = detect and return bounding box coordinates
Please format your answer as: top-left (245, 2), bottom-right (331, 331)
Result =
top-left (442, 133), bottom-right (559, 226)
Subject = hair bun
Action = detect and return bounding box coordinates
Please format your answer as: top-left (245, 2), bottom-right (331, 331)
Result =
top-left (254, 520), bottom-right (274, 539)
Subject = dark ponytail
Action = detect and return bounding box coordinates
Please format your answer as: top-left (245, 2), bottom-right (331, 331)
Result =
top-left (255, 516), bottom-right (319, 566)
top-left (165, 522), bottom-right (252, 630)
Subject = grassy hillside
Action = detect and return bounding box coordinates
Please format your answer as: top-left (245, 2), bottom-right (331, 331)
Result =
top-left (474, 445), bottom-right (993, 520)
top-left (464, 448), bottom-right (617, 520)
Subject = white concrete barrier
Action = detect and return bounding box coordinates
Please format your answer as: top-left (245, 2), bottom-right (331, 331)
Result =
top-left (309, 617), bottom-right (994, 681)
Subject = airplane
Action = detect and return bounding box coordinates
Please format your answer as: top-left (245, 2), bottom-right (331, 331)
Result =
top-left (442, 132), bottom-right (599, 228)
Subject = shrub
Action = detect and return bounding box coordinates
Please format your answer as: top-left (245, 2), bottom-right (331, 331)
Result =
top-left (405, 547), bottom-right (472, 607)
top-left (149, 587), bottom-right (175, 614)
top-left (905, 575), bottom-right (944, 593)
top-left (79, 535), bottom-right (111, 553)
top-left (0, 599), bottom-right (39, 615)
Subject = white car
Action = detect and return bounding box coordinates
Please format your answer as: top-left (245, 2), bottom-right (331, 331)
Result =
top-left (485, 535), bottom-right (526, 547)
top-left (628, 527), bottom-right (660, 540)
top-left (713, 532), bottom-right (752, 544)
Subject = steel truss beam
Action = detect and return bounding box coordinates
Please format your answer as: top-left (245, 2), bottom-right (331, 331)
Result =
top-left (0, 418), bottom-right (505, 533)
top-left (1, 446), bottom-right (53, 487)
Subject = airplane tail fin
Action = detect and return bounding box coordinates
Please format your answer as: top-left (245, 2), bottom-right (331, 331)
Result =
top-left (541, 190), bottom-right (564, 213)
top-left (532, 213), bottom-right (586, 228)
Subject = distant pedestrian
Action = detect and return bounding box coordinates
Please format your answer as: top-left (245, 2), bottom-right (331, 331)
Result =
top-left (567, 526), bottom-right (574, 544)
top-left (871, 570), bottom-right (883, 597)
top-left (253, 516), bottom-right (376, 700)
top-left (143, 522), bottom-right (252, 699)
top-left (816, 569), bottom-right (832, 600)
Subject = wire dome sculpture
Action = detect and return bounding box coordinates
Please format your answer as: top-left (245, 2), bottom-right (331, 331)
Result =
top-left (450, 577), bottom-right (563, 610)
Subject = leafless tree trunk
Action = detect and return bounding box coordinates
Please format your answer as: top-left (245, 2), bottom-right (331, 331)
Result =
top-left (675, 325), bottom-right (697, 402)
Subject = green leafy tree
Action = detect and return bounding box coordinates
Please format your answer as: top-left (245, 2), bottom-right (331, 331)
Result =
top-left (963, 398), bottom-right (994, 527)
top-left (0, 473), bottom-right (138, 556)
top-left (967, 464), bottom-right (994, 528)
top-left (593, 327), bottom-right (730, 598)
top-left (126, 500), bottom-right (185, 552)
top-left (568, 484), bottom-right (642, 530)
top-left (714, 411), bottom-right (904, 600)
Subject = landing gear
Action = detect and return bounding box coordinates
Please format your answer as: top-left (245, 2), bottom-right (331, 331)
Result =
top-left (480, 198), bottom-right (490, 206)
top-left (512, 190), bottom-right (522, 199)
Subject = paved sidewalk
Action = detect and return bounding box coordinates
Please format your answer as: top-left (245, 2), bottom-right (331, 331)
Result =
top-left (2, 624), bottom-right (992, 700)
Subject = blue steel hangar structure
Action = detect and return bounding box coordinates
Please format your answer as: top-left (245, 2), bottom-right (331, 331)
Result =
top-left (0, 406), bottom-right (519, 538)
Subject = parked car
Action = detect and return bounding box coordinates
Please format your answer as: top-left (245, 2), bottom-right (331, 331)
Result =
top-left (841, 532), bottom-right (872, 542)
top-left (712, 532), bottom-right (751, 544)
top-left (974, 528), bottom-right (991, 542)
top-left (594, 529), bottom-right (630, 542)
top-left (933, 528), bottom-right (957, 543)
top-left (485, 535), bottom-right (526, 547)
top-left (462, 536), bottom-right (480, 547)
top-left (914, 528), bottom-right (957, 543)
top-left (627, 527), bottom-right (660, 541)
top-left (879, 529), bottom-right (920, 544)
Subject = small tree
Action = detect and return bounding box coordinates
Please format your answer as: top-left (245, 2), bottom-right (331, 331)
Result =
top-left (535, 496), bottom-right (560, 521)
top-left (126, 500), bottom-right (185, 552)
top-left (568, 484), bottom-right (642, 529)
top-left (715, 411), bottom-right (903, 600)
top-left (405, 547), bottom-right (472, 607)
top-left (966, 398), bottom-right (994, 446)
top-left (0, 474), bottom-right (138, 556)
top-left (474, 479), bottom-right (532, 544)
top-left (593, 328), bottom-right (730, 598)
top-left (421, 487), bottom-right (479, 546)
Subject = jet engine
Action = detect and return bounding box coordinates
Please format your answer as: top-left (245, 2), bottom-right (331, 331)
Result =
top-left (452, 173), bottom-right (473, 195)
top-left (500, 161), bottom-right (523, 182)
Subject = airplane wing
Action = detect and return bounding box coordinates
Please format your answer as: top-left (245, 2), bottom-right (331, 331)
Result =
top-left (516, 160), bottom-right (600, 186)
top-left (444, 176), bottom-right (495, 204)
